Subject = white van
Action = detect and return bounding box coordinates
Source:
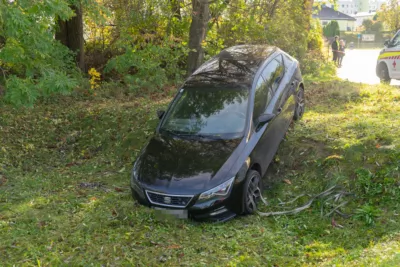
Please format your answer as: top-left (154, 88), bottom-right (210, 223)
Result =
top-left (376, 30), bottom-right (400, 84)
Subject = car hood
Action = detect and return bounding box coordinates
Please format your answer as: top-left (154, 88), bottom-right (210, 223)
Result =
top-left (136, 134), bottom-right (242, 194)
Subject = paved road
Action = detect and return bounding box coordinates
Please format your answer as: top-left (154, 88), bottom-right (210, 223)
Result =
top-left (336, 49), bottom-right (400, 85)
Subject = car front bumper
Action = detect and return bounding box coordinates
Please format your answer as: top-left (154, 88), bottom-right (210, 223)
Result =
top-left (130, 182), bottom-right (243, 222)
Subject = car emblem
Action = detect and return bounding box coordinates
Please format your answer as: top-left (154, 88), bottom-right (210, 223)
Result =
top-left (164, 196), bottom-right (172, 204)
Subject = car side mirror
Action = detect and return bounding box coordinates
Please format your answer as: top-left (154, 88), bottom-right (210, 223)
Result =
top-left (384, 40), bottom-right (390, 47)
top-left (255, 113), bottom-right (275, 131)
top-left (157, 110), bottom-right (165, 120)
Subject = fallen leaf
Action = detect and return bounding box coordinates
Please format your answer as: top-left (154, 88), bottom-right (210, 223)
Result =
top-left (283, 179), bottom-right (292, 185)
top-left (111, 209), bottom-right (118, 217)
top-left (376, 144), bottom-right (381, 148)
top-left (167, 244), bottom-right (181, 249)
top-left (66, 162), bottom-right (76, 167)
top-left (37, 221), bottom-right (47, 228)
top-left (331, 217), bottom-right (337, 228)
top-left (159, 255), bottom-right (167, 263)
top-left (114, 187), bottom-right (124, 192)
top-left (0, 174), bottom-right (7, 187)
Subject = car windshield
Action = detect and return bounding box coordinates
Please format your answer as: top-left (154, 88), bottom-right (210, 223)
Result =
top-left (160, 87), bottom-right (249, 139)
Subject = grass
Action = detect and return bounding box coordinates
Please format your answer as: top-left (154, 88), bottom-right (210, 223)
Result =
top-left (1, 80), bottom-right (400, 266)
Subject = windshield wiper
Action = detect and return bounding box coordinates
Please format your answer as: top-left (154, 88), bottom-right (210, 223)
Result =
top-left (160, 128), bottom-right (182, 137)
top-left (161, 129), bottom-right (226, 140)
top-left (194, 134), bottom-right (225, 140)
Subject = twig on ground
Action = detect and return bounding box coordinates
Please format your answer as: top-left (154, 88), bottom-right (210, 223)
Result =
top-left (257, 185), bottom-right (353, 218)
top-left (277, 193), bottom-right (309, 206)
top-left (325, 201), bottom-right (349, 217)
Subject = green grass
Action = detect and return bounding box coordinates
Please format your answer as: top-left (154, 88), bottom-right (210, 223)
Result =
top-left (1, 81), bottom-right (400, 266)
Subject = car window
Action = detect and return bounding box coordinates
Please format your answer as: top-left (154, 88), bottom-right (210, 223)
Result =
top-left (262, 55), bottom-right (285, 94)
top-left (160, 87), bottom-right (249, 139)
top-left (283, 54), bottom-right (293, 70)
top-left (252, 76), bottom-right (270, 122)
top-left (391, 32), bottom-right (400, 47)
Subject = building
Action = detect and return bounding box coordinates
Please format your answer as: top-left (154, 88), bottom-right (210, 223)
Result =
top-left (323, 0), bottom-right (386, 15)
top-left (313, 5), bottom-right (357, 31)
top-left (352, 12), bottom-right (376, 27)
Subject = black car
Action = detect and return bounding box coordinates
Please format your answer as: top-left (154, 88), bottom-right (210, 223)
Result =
top-left (131, 45), bottom-right (305, 222)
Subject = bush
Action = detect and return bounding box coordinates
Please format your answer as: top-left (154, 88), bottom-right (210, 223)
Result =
top-left (323, 21), bottom-right (340, 37)
top-left (308, 19), bottom-right (324, 51)
top-left (104, 39), bottom-right (189, 92)
top-left (301, 50), bottom-right (336, 81)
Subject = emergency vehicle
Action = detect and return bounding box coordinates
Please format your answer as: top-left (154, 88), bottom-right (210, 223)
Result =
top-left (376, 30), bottom-right (400, 84)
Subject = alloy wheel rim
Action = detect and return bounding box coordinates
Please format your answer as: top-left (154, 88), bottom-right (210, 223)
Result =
top-left (246, 175), bottom-right (261, 212)
top-left (381, 68), bottom-right (387, 79)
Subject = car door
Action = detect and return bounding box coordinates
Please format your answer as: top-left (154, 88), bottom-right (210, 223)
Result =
top-left (251, 58), bottom-right (285, 176)
top-left (273, 54), bottom-right (296, 131)
top-left (261, 56), bottom-right (287, 157)
top-left (382, 31), bottom-right (400, 79)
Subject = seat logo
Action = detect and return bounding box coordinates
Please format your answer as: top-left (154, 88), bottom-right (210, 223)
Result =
top-left (164, 196), bottom-right (172, 204)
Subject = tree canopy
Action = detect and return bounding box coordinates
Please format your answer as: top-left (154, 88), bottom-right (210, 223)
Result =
top-left (323, 21), bottom-right (340, 38)
top-left (0, 0), bottom-right (321, 106)
top-left (378, 0), bottom-right (400, 32)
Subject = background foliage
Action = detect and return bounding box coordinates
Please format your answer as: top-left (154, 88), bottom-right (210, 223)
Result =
top-left (377, 0), bottom-right (400, 33)
top-left (0, 0), bottom-right (323, 106)
top-left (323, 20), bottom-right (340, 38)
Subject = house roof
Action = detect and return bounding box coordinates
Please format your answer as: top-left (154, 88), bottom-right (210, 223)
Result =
top-left (313, 6), bottom-right (356, 21)
top-left (352, 12), bottom-right (376, 18)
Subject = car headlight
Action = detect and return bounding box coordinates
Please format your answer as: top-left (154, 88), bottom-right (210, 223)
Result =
top-left (198, 177), bottom-right (235, 201)
top-left (131, 161), bottom-right (144, 197)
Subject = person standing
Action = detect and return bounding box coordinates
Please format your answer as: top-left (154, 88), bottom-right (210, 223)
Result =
top-left (331, 36), bottom-right (339, 65)
top-left (338, 40), bottom-right (346, 67)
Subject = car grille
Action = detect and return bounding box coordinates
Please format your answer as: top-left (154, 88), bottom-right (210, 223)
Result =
top-left (145, 191), bottom-right (193, 208)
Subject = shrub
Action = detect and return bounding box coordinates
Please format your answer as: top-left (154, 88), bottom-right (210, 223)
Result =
top-left (104, 39), bottom-right (189, 92)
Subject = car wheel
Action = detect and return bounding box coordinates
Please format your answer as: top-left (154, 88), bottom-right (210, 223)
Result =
top-left (380, 64), bottom-right (391, 84)
top-left (294, 86), bottom-right (305, 121)
top-left (242, 170), bottom-right (262, 214)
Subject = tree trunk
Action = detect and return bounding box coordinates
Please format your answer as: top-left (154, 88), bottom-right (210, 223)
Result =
top-left (55, 4), bottom-right (85, 71)
top-left (187, 0), bottom-right (210, 76)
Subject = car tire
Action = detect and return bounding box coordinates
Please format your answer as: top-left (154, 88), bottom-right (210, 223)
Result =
top-left (242, 170), bottom-right (262, 214)
top-left (294, 86), bottom-right (305, 121)
top-left (379, 64), bottom-right (391, 84)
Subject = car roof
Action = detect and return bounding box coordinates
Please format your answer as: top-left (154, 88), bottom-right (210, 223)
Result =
top-left (184, 45), bottom-right (277, 89)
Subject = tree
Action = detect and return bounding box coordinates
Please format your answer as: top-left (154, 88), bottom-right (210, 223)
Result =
top-left (56, 3), bottom-right (85, 71)
top-left (0, 0), bottom-right (79, 106)
top-left (371, 21), bottom-right (383, 32)
top-left (323, 21), bottom-right (340, 37)
top-left (362, 19), bottom-right (373, 32)
top-left (1, 0), bottom-right (324, 106)
top-left (378, 0), bottom-right (400, 32)
top-left (187, 0), bottom-right (210, 76)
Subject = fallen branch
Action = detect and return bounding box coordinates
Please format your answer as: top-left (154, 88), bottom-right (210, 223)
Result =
top-left (257, 185), bottom-right (353, 218)
top-left (278, 193), bottom-right (309, 206)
